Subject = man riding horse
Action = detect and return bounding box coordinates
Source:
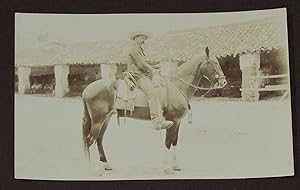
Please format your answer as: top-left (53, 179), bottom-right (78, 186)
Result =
top-left (82, 31), bottom-right (227, 174)
top-left (127, 31), bottom-right (173, 130)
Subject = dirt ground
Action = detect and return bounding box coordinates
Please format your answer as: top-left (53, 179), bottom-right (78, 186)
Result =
top-left (14, 94), bottom-right (294, 180)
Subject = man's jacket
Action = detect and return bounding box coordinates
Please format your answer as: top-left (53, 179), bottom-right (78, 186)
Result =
top-left (127, 42), bottom-right (154, 79)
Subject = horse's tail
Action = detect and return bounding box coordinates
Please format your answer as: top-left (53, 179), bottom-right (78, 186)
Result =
top-left (82, 98), bottom-right (91, 164)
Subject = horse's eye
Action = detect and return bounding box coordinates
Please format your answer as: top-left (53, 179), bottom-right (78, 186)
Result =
top-left (215, 74), bottom-right (219, 79)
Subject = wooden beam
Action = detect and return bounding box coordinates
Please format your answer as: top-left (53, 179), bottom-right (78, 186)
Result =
top-left (54, 64), bottom-right (69, 97)
top-left (246, 74), bottom-right (288, 79)
top-left (239, 52), bottom-right (260, 101)
top-left (241, 88), bottom-right (288, 92)
top-left (18, 66), bottom-right (31, 94)
top-left (101, 64), bottom-right (117, 80)
top-left (280, 91), bottom-right (289, 101)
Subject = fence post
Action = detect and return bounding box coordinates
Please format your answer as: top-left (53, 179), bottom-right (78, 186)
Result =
top-left (100, 63), bottom-right (117, 80)
top-left (240, 52), bottom-right (261, 101)
top-left (18, 66), bottom-right (31, 94)
top-left (54, 64), bottom-right (69, 97)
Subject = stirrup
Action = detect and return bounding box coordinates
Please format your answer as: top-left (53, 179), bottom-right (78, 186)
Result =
top-left (84, 134), bottom-right (95, 147)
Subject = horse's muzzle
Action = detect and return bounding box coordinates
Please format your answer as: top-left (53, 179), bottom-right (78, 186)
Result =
top-left (214, 78), bottom-right (227, 89)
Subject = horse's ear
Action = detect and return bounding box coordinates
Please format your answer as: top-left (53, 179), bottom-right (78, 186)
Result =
top-left (205, 47), bottom-right (209, 58)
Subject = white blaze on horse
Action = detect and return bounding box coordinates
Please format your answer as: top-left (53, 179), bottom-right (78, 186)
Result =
top-left (81, 47), bottom-right (227, 175)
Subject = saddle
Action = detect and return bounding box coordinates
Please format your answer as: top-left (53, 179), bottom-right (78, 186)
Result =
top-left (114, 72), bottom-right (193, 123)
top-left (114, 73), bottom-right (149, 112)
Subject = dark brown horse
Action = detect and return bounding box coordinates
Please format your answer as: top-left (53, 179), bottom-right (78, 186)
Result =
top-left (82, 47), bottom-right (227, 174)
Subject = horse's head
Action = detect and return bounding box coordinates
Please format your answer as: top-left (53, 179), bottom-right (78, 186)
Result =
top-left (197, 47), bottom-right (227, 89)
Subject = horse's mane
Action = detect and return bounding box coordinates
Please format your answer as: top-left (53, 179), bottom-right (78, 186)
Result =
top-left (172, 53), bottom-right (207, 77)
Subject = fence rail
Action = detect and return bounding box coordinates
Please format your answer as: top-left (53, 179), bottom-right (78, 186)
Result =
top-left (240, 73), bottom-right (289, 101)
top-left (246, 74), bottom-right (288, 79)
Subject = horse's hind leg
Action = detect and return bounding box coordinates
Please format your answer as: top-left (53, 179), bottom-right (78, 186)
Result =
top-left (96, 114), bottom-right (113, 171)
top-left (82, 100), bottom-right (92, 163)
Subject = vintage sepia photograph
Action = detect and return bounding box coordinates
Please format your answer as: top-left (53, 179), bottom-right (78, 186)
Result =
top-left (15, 8), bottom-right (293, 180)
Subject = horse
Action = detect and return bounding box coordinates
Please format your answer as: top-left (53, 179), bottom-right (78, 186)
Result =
top-left (81, 47), bottom-right (227, 174)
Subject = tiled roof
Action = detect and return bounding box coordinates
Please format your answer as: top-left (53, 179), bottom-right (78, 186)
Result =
top-left (15, 39), bottom-right (161, 66)
top-left (15, 44), bottom-right (64, 67)
top-left (156, 16), bottom-right (287, 61)
top-left (15, 16), bottom-right (287, 66)
top-left (62, 38), bottom-right (162, 64)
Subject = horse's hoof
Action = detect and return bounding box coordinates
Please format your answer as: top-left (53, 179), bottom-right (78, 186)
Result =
top-left (97, 170), bottom-right (104, 176)
top-left (93, 163), bottom-right (104, 176)
top-left (90, 167), bottom-right (104, 176)
top-left (164, 167), bottom-right (175, 174)
top-left (103, 163), bottom-right (112, 170)
top-left (172, 165), bottom-right (181, 171)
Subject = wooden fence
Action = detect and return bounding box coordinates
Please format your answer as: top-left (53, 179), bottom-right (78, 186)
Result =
top-left (240, 74), bottom-right (289, 101)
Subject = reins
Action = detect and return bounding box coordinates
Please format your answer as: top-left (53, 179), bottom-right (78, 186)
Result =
top-left (166, 73), bottom-right (224, 124)
top-left (170, 75), bottom-right (223, 97)
top-left (174, 77), bottom-right (214, 91)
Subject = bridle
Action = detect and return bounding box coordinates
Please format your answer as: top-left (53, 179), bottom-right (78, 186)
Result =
top-left (172, 59), bottom-right (226, 97)
top-left (166, 59), bottom-right (226, 124)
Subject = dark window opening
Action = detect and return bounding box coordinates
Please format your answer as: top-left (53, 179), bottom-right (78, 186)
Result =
top-left (15, 75), bottom-right (19, 92)
top-left (67, 64), bottom-right (100, 97)
top-left (30, 74), bottom-right (55, 95)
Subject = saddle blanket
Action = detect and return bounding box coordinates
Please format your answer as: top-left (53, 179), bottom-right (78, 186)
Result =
top-left (114, 79), bottom-right (148, 111)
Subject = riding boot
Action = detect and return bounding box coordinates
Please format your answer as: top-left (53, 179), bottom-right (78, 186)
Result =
top-left (151, 117), bottom-right (173, 130)
top-left (148, 89), bottom-right (173, 130)
top-left (137, 75), bottom-right (173, 130)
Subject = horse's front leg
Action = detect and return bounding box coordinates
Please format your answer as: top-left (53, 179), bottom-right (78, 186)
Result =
top-left (164, 121), bottom-right (181, 174)
top-left (171, 124), bottom-right (181, 171)
top-left (164, 145), bottom-right (179, 174)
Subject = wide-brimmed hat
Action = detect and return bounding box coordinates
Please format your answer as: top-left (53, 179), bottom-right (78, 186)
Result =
top-left (129, 31), bottom-right (151, 40)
